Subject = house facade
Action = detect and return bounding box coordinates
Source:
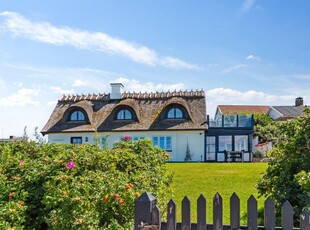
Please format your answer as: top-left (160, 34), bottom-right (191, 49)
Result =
top-left (267, 97), bottom-right (306, 121)
top-left (207, 105), bottom-right (270, 162)
top-left (41, 83), bottom-right (208, 162)
top-left (206, 114), bottom-right (254, 162)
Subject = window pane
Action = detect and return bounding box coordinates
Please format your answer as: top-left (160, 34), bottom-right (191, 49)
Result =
top-left (159, 136), bottom-right (165, 149)
top-left (167, 109), bottom-right (174, 118)
top-left (219, 136), bottom-right (232, 151)
top-left (117, 110), bottom-right (124, 119)
top-left (102, 137), bottom-right (106, 145)
top-left (78, 111), bottom-right (85, 120)
top-left (124, 109), bottom-right (132, 119)
top-left (167, 107), bottom-right (183, 119)
top-left (71, 137), bottom-right (82, 145)
top-left (166, 137), bottom-right (171, 150)
top-left (175, 108), bottom-right (183, 118)
top-left (234, 135), bottom-right (248, 151)
top-left (206, 136), bottom-right (216, 161)
top-left (152, 137), bottom-right (158, 146)
top-left (224, 115), bottom-right (237, 127)
top-left (238, 115), bottom-right (252, 127)
top-left (71, 111), bottom-right (78, 121)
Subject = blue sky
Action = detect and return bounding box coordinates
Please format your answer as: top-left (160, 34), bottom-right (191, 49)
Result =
top-left (0, 0), bottom-right (309, 138)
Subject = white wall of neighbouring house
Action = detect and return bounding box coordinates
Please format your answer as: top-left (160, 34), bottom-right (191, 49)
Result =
top-left (268, 107), bottom-right (282, 120)
top-left (47, 130), bottom-right (205, 162)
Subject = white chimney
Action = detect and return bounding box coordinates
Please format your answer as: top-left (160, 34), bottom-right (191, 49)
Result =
top-left (110, 83), bottom-right (124, 100)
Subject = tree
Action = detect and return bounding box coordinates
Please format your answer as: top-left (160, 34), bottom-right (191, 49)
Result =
top-left (184, 142), bottom-right (192, 161)
top-left (256, 108), bottom-right (310, 223)
top-left (253, 114), bottom-right (280, 144)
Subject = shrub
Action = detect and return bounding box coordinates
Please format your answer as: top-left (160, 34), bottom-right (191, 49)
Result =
top-left (256, 108), bottom-right (310, 224)
top-left (0, 138), bottom-right (172, 229)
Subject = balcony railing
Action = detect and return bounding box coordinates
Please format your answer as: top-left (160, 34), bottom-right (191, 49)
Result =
top-left (207, 114), bottom-right (253, 128)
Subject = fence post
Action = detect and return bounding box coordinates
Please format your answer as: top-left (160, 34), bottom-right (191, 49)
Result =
top-left (167, 199), bottom-right (177, 230)
top-left (281, 200), bottom-right (293, 230)
top-left (182, 196), bottom-right (191, 230)
top-left (134, 192), bottom-right (158, 230)
top-left (300, 209), bottom-right (310, 230)
top-left (264, 197), bottom-right (275, 230)
top-left (197, 194), bottom-right (206, 230)
top-left (230, 193), bottom-right (240, 230)
top-left (247, 195), bottom-right (258, 230)
top-left (213, 193), bottom-right (223, 230)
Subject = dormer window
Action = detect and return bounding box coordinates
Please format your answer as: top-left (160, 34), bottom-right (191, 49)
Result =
top-left (116, 109), bottom-right (133, 120)
top-left (167, 107), bottom-right (184, 119)
top-left (70, 110), bottom-right (86, 121)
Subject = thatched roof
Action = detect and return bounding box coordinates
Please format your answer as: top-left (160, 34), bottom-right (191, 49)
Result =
top-left (41, 90), bottom-right (207, 134)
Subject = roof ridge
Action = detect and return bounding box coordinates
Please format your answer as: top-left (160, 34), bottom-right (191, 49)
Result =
top-left (59, 93), bottom-right (109, 102)
top-left (121, 89), bottom-right (205, 99)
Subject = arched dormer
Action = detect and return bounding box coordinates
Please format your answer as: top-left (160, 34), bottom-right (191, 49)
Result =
top-left (114, 106), bottom-right (137, 121)
top-left (65, 107), bottom-right (89, 123)
top-left (164, 103), bottom-right (189, 120)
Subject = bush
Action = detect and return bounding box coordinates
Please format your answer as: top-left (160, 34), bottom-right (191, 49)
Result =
top-left (256, 108), bottom-right (310, 224)
top-left (0, 138), bottom-right (172, 229)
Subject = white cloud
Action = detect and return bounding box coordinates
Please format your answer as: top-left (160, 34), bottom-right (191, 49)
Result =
top-left (47, 101), bottom-right (57, 107)
top-left (0, 11), bottom-right (198, 70)
top-left (14, 82), bottom-right (23, 87)
top-left (50, 86), bottom-right (74, 94)
top-left (73, 79), bottom-right (87, 87)
top-left (222, 64), bottom-right (247, 74)
top-left (246, 54), bottom-right (260, 61)
top-left (0, 88), bottom-right (40, 106)
top-left (242, 0), bottom-right (256, 12)
top-left (113, 77), bottom-right (186, 92)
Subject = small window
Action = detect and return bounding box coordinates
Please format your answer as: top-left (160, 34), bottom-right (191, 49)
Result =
top-left (153, 136), bottom-right (172, 151)
top-left (167, 107), bottom-right (183, 119)
top-left (70, 110), bottom-right (86, 121)
top-left (116, 109), bottom-right (132, 120)
top-left (71, 137), bottom-right (82, 145)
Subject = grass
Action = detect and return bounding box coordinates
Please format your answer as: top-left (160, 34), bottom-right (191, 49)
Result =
top-left (165, 163), bottom-right (268, 225)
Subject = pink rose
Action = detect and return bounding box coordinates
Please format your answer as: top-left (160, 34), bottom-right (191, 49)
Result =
top-left (66, 161), bottom-right (75, 169)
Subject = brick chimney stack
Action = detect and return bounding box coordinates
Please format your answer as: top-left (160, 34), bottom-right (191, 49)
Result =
top-left (295, 97), bottom-right (303, 106)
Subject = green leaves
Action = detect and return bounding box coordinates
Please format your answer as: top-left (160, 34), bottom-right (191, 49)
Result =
top-left (257, 108), bottom-right (310, 224)
top-left (0, 138), bottom-right (172, 229)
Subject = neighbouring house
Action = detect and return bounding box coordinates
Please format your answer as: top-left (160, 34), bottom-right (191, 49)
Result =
top-left (206, 105), bottom-right (269, 162)
top-left (0, 135), bottom-right (25, 143)
top-left (41, 83), bottom-right (208, 162)
top-left (254, 140), bottom-right (273, 157)
top-left (214, 105), bottom-right (270, 120)
top-left (207, 113), bottom-right (254, 162)
top-left (267, 97), bottom-right (306, 121)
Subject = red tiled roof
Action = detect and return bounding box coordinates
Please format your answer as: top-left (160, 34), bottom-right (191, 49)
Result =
top-left (218, 105), bottom-right (270, 114)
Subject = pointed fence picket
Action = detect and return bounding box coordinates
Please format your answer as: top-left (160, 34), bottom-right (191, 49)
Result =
top-left (134, 192), bottom-right (310, 230)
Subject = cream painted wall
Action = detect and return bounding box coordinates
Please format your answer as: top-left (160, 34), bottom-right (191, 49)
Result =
top-left (48, 130), bottom-right (205, 162)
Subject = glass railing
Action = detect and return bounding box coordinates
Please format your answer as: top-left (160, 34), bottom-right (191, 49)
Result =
top-left (208, 114), bottom-right (253, 128)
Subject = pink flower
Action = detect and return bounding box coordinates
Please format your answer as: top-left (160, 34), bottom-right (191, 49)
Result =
top-left (124, 136), bottom-right (131, 141)
top-left (66, 161), bottom-right (75, 170)
top-left (19, 160), bottom-right (25, 166)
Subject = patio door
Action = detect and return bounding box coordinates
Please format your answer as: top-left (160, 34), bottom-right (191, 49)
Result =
top-left (206, 136), bottom-right (216, 161)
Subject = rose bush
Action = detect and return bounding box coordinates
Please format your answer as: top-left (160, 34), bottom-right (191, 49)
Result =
top-left (0, 138), bottom-right (173, 229)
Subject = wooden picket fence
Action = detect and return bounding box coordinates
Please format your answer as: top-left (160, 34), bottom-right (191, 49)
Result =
top-left (134, 192), bottom-right (310, 230)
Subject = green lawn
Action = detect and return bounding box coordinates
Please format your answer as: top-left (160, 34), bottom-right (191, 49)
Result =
top-left (165, 163), bottom-right (268, 225)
